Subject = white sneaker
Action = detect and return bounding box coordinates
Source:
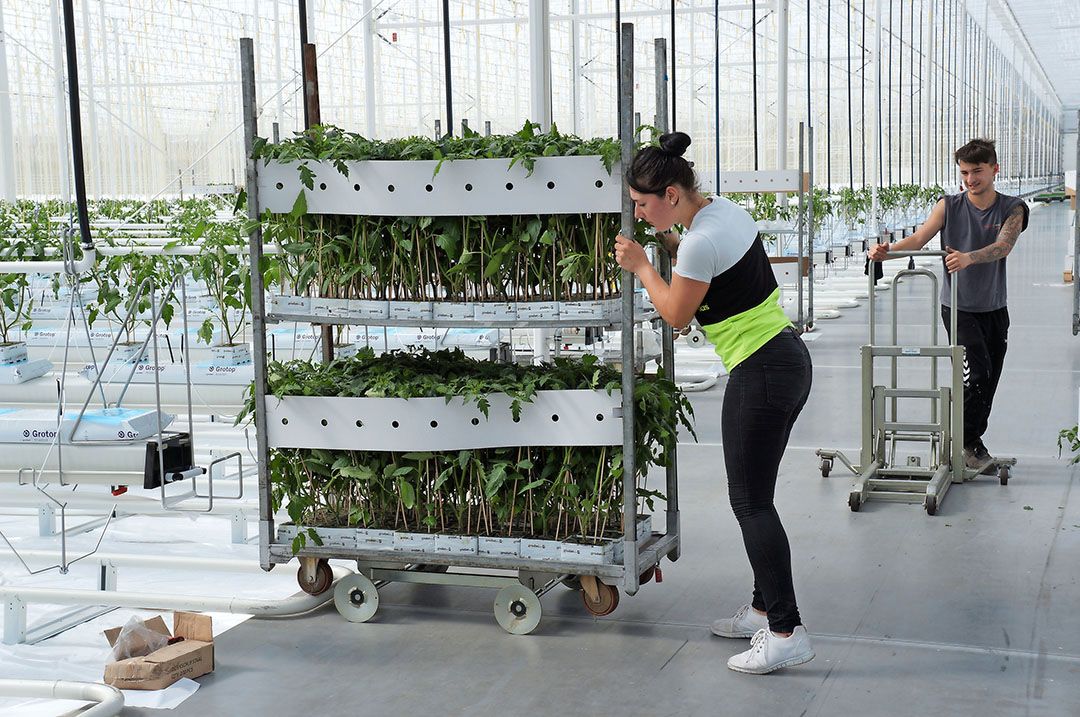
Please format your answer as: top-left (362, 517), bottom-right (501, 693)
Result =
top-left (710, 604), bottom-right (769, 639)
top-left (726, 626), bottom-right (815, 674)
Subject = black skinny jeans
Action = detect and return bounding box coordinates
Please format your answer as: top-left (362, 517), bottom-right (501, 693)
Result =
top-left (722, 327), bottom-right (812, 633)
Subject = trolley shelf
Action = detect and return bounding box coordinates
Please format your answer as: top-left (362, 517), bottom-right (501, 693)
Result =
top-left (270, 532), bottom-right (678, 581)
top-left (265, 311), bottom-right (659, 330)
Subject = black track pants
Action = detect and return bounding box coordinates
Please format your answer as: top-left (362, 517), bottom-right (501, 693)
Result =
top-left (941, 306), bottom-right (1009, 449)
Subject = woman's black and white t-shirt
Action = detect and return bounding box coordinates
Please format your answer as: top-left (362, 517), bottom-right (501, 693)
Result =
top-left (673, 196), bottom-right (791, 369)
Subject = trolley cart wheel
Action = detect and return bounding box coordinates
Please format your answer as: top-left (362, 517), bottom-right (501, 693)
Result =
top-left (297, 558), bottom-right (333, 596)
top-left (998, 466), bottom-right (1010, 485)
top-left (639, 565), bottom-right (656, 585)
top-left (848, 493), bottom-right (861, 512)
top-left (560, 575), bottom-right (583, 591)
top-left (334, 573), bottom-right (380, 623)
top-left (925, 495), bottom-right (937, 516)
top-left (493, 584), bottom-right (542, 635)
top-left (820, 458), bottom-right (833, 478)
top-left (581, 580), bottom-right (620, 617)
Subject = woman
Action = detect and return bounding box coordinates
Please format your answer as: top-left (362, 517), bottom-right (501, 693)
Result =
top-left (614, 132), bottom-right (814, 675)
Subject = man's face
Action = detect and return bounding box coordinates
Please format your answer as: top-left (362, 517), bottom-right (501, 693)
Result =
top-left (958, 160), bottom-right (998, 196)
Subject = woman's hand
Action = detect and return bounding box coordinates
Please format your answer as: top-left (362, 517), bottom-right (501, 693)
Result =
top-left (614, 233), bottom-right (650, 274)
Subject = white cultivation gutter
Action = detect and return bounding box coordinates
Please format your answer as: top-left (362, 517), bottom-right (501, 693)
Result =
top-left (0, 247), bottom-right (96, 275)
top-left (0, 679), bottom-right (123, 717)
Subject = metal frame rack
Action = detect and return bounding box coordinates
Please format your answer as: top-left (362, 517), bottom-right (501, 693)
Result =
top-left (817, 250), bottom-right (1014, 515)
top-left (242, 24), bottom-right (680, 635)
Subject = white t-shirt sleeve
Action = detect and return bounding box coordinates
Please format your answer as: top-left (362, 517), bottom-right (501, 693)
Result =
top-left (672, 232), bottom-right (719, 283)
top-left (670, 197), bottom-right (758, 284)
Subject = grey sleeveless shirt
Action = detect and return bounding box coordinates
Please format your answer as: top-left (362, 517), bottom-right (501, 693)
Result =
top-left (939, 192), bottom-right (1028, 312)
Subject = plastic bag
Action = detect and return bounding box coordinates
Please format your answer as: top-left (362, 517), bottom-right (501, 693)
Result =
top-left (110, 616), bottom-right (170, 661)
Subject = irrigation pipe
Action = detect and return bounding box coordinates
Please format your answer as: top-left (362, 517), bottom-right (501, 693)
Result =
top-left (0, 680), bottom-right (123, 717)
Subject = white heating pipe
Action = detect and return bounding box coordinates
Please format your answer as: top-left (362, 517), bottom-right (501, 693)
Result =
top-left (0, 680), bottom-right (123, 717)
top-left (0, 248), bottom-right (96, 275)
top-left (1, 576), bottom-right (344, 615)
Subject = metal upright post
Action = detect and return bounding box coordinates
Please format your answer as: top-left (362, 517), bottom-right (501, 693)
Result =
top-left (797, 122), bottom-right (805, 332)
top-left (240, 38), bottom-right (273, 572)
top-left (1073, 109), bottom-right (1079, 336)
top-left (654, 37), bottom-right (679, 560)
top-left (807, 124), bottom-right (814, 330)
top-left (619, 22), bottom-right (639, 595)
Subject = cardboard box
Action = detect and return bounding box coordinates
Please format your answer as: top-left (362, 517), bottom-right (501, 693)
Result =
top-left (104, 612), bottom-right (214, 690)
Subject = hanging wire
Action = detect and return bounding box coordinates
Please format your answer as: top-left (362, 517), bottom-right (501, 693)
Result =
top-left (897, 0), bottom-right (903, 185)
top-left (860, 0), bottom-right (866, 187)
top-left (846, 0), bottom-right (853, 188)
top-left (751, 0), bottom-right (759, 170)
top-left (917, 0), bottom-right (923, 184)
top-left (886, 0), bottom-right (892, 186)
top-left (671, 0), bottom-right (676, 132)
top-left (826, 0), bottom-right (831, 191)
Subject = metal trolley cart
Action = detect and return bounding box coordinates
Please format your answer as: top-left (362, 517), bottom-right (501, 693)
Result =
top-left (239, 25), bottom-right (681, 635)
top-left (817, 250), bottom-right (1014, 515)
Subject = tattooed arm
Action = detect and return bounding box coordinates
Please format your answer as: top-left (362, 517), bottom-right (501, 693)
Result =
top-left (944, 204), bottom-right (1026, 273)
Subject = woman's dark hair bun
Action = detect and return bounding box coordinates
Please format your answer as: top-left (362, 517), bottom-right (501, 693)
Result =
top-left (659, 131), bottom-right (691, 157)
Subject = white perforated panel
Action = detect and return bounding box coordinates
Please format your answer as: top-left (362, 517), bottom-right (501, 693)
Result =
top-left (265, 389), bottom-right (623, 451)
top-left (257, 157), bottom-right (622, 216)
top-left (719, 170), bottom-right (807, 193)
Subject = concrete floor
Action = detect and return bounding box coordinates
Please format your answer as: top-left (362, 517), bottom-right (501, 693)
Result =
top-left (138, 202), bottom-right (1080, 717)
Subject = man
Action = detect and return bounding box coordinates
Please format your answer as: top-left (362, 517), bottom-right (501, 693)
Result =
top-left (868, 138), bottom-right (1029, 472)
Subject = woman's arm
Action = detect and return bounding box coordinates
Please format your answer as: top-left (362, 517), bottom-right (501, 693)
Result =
top-left (615, 234), bottom-right (709, 328)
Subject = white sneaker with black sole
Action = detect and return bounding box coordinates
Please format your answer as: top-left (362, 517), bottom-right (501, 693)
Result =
top-left (710, 604), bottom-right (769, 639)
top-left (727, 626), bottom-right (815, 674)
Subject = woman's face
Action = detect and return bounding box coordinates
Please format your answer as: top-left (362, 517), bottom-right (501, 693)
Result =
top-left (629, 186), bottom-right (678, 231)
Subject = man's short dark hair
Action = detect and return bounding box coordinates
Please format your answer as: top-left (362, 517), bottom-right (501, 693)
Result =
top-left (955, 138), bottom-right (997, 165)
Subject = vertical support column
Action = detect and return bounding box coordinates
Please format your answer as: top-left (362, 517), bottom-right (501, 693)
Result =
top-left (1073, 109), bottom-right (1079, 336)
top-left (871, 0), bottom-right (882, 236)
top-left (78, 0), bottom-right (99, 197)
top-left (98, 2), bottom-right (112, 195)
top-left (921, 0), bottom-right (934, 186)
top-left (570, 0), bottom-right (581, 134)
top-left (363, 0), bottom-right (377, 136)
top-left (0, 2), bottom-right (16, 200)
top-left (273, 0), bottom-right (285, 135)
top-left (50, 0), bottom-right (72, 202)
top-left (653, 37), bottom-right (679, 560)
top-left (530, 0), bottom-right (553, 365)
top-left (529, 0), bottom-right (552, 131)
top-left (797, 122), bottom-right (805, 332)
top-left (240, 38), bottom-right (273, 571)
top-left (807, 124), bottom-right (814, 330)
top-left (776, 0), bottom-right (789, 176)
top-left (618, 22), bottom-right (639, 595)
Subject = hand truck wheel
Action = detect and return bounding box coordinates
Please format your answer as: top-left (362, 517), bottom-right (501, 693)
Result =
top-left (820, 457), bottom-right (833, 478)
top-left (925, 495), bottom-right (937, 516)
top-left (848, 493), bottom-right (861, 512)
top-left (998, 466), bottom-right (1010, 485)
top-left (494, 584), bottom-right (542, 635)
top-left (334, 573), bottom-right (380, 623)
